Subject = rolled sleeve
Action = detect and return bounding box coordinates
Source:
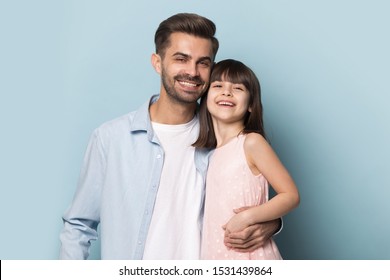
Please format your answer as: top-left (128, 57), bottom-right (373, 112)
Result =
top-left (59, 129), bottom-right (106, 259)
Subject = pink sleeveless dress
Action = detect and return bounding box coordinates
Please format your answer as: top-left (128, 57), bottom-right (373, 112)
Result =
top-left (201, 134), bottom-right (282, 260)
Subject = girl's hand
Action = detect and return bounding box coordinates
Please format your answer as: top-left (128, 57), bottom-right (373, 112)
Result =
top-left (222, 210), bottom-right (251, 233)
top-left (223, 206), bottom-right (281, 252)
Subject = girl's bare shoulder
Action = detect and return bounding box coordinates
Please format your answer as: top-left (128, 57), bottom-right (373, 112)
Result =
top-left (244, 132), bottom-right (268, 150)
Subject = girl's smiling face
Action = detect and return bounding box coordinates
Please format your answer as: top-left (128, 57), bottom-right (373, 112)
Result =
top-left (207, 78), bottom-right (251, 125)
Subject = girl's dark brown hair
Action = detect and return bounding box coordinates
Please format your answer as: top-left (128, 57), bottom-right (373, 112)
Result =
top-left (193, 59), bottom-right (266, 149)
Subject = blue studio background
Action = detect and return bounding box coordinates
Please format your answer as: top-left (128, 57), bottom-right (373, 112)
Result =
top-left (0, 0), bottom-right (389, 260)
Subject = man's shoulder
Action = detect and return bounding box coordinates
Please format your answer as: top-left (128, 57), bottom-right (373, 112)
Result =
top-left (92, 108), bottom-right (144, 142)
top-left (97, 111), bottom-right (134, 133)
top-left (96, 98), bottom-right (152, 134)
top-left (86, 111), bottom-right (140, 149)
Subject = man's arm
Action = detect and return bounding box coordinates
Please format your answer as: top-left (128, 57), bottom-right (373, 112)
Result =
top-left (223, 207), bottom-right (282, 252)
top-left (59, 129), bottom-right (105, 259)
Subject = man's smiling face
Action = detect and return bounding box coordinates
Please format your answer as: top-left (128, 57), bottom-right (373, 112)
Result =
top-left (157, 32), bottom-right (214, 104)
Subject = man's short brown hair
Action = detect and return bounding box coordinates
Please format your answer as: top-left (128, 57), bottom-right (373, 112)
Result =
top-left (154, 13), bottom-right (219, 59)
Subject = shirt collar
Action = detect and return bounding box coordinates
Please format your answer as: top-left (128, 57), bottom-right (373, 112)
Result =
top-left (129, 95), bottom-right (159, 133)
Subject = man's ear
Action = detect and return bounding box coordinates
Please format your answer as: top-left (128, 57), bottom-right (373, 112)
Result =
top-left (151, 53), bottom-right (162, 74)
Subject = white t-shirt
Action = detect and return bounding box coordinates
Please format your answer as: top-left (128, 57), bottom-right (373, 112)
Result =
top-left (143, 117), bottom-right (203, 259)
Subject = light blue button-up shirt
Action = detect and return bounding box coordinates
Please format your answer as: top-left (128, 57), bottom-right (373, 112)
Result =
top-left (59, 95), bottom-right (210, 259)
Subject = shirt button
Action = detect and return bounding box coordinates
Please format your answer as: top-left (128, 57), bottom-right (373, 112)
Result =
top-left (156, 154), bottom-right (161, 159)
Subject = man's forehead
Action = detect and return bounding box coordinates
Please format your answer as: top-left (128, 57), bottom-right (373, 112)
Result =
top-left (166, 32), bottom-right (213, 57)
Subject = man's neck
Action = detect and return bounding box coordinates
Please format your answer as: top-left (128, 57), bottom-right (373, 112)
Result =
top-left (150, 96), bottom-right (197, 125)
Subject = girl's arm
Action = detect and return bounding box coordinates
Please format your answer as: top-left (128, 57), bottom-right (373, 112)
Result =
top-left (225, 133), bottom-right (300, 233)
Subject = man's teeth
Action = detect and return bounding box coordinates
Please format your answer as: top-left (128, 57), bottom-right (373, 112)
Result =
top-left (179, 81), bottom-right (197, 87)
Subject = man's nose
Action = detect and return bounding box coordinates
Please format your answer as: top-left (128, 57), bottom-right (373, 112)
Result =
top-left (185, 62), bottom-right (199, 77)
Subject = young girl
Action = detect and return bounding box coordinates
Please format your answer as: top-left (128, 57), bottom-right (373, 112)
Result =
top-left (194, 59), bottom-right (300, 260)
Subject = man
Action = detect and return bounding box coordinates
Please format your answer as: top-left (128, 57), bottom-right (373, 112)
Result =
top-left (60, 13), bottom-right (280, 260)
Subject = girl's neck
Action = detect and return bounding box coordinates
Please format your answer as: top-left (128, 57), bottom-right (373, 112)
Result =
top-left (213, 120), bottom-right (245, 148)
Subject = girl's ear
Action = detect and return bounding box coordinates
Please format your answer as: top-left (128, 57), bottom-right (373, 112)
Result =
top-left (248, 106), bottom-right (252, 113)
top-left (151, 53), bottom-right (162, 74)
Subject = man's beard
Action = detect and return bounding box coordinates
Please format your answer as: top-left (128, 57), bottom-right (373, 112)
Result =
top-left (161, 68), bottom-right (207, 104)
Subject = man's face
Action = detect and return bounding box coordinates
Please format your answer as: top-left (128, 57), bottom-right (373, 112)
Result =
top-left (157, 32), bottom-right (214, 104)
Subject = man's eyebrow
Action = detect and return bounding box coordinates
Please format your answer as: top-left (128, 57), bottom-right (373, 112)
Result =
top-left (172, 52), bottom-right (212, 62)
top-left (172, 52), bottom-right (191, 58)
top-left (198, 56), bottom-right (212, 62)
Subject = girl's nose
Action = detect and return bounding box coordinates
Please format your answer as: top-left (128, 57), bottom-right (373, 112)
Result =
top-left (222, 86), bottom-right (233, 96)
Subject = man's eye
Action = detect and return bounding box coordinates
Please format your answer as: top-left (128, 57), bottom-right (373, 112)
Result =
top-left (174, 56), bottom-right (187, 62)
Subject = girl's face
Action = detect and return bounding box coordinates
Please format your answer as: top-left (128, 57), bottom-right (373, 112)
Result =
top-left (206, 79), bottom-right (251, 125)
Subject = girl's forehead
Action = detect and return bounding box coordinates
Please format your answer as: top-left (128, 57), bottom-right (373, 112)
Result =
top-left (212, 76), bottom-right (245, 85)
